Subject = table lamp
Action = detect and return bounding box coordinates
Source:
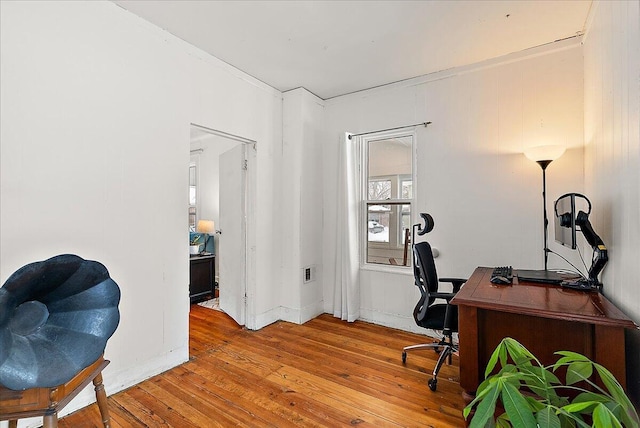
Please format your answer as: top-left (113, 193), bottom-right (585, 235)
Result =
top-left (524, 145), bottom-right (566, 270)
top-left (196, 219), bottom-right (215, 254)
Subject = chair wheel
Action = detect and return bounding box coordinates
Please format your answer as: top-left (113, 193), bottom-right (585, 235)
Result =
top-left (428, 378), bottom-right (437, 391)
top-left (401, 351), bottom-right (407, 364)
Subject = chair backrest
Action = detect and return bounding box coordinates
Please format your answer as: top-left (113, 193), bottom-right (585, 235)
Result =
top-left (412, 241), bottom-right (439, 323)
top-left (414, 241), bottom-right (439, 292)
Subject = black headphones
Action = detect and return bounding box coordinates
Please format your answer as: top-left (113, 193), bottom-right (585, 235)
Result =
top-left (554, 193), bottom-right (591, 227)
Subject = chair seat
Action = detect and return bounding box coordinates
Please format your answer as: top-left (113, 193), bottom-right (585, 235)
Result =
top-left (0, 356), bottom-right (111, 427)
top-left (416, 303), bottom-right (458, 332)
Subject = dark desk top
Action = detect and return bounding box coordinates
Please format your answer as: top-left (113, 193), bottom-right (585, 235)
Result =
top-left (190, 253), bottom-right (215, 260)
top-left (451, 267), bottom-right (637, 329)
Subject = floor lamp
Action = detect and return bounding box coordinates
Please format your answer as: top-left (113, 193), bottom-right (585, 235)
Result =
top-left (524, 145), bottom-right (566, 270)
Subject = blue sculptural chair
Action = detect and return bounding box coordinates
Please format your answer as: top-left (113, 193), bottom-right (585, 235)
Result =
top-left (0, 254), bottom-right (120, 428)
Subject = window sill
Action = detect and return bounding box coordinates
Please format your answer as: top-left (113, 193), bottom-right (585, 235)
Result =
top-left (360, 263), bottom-right (414, 276)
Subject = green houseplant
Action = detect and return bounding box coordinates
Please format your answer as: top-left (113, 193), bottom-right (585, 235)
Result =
top-left (464, 337), bottom-right (639, 428)
top-left (189, 235), bottom-right (202, 255)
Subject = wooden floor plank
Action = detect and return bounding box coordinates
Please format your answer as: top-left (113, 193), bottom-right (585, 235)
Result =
top-left (57, 305), bottom-right (465, 427)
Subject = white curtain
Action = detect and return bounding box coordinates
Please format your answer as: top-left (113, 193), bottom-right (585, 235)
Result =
top-left (333, 133), bottom-right (361, 322)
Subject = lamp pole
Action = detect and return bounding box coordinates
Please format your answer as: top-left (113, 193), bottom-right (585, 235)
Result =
top-left (524, 145), bottom-right (565, 271)
top-left (537, 160), bottom-right (552, 271)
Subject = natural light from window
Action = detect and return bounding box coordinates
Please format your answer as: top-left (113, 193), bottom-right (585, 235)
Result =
top-left (364, 133), bottom-right (414, 267)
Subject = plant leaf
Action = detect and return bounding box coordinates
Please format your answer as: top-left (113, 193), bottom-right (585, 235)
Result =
top-left (518, 365), bottom-right (561, 403)
top-left (554, 351), bottom-right (590, 362)
top-left (592, 403), bottom-right (623, 428)
top-left (537, 405), bottom-right (561, 428)
top-left (499, 343), bottom-right (508, 370)
top-left (485, 341), bottom-right (503, 378)
top-left (594, 363), bottom-right (640, 425)
top-left (566, 361), bottom-right (592, 385)
top-left (572, 392), bottom-right (608, 404)
top-left (553, 351), bottom-right (590, 373)
top-left (524, 395), bottom-right (546, 412)
top-left (556, 409), bottom-right (591, 428)
top-left (469, 380), bottom-right (502, 428)
top-left (594, 364), bottom-right (627, 403)
top-left (557, 411), bottom-right (580, 428)
top-left (504, 338), bottom-right (537, 367)
top-left (562, 401), bottom-right (597, 414)
top-left (496, 413), bottom-right (511, 428)
top-left (501, 381), bottom-right (536, 428)
top-left (465, 377), bottom-right (500, 420)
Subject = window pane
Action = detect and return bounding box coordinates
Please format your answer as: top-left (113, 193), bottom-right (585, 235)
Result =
top-left (189, 164), bottom-right (196, 231)
top-left (401, 204), bottom-right (411, 245)
top-left (368, 204), bottom-right (390, 243)
top-left (401, 179), bottom-right (412, 199)
top-left (189, 186), bottom-right (196, 206)
top-left (189, 165), bottom-right (196, 185)
top-left (188, 207), bottom-right (196, 231)
top-left (189, 165), bottom-right (197, 205)
top-left (366, 202), bottom-right (412, 267)
top-left (368, 136), bottom-right (412, 199)
top-left (368, 179), bottom-right (391, 200)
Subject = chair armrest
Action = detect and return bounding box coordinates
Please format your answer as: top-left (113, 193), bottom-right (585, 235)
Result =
top-left (431, 292), bottom-right (456, 301)
top-left (439, 277), bottom-right (467, 293)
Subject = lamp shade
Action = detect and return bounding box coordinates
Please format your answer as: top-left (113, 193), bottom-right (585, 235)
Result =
top-left (524, 145), bottom-right (566, 162)
top-left (197, 219), bottom-right (215, 235)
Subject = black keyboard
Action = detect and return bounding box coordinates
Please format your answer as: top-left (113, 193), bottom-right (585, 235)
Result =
top-left (490, 266), bottom-right (513, 284)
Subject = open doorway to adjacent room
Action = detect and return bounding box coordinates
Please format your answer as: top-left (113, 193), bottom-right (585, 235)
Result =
top-left (188, 123), bottom-right (256, 332)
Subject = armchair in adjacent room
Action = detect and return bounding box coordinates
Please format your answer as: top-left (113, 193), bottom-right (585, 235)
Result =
top-left (402, 220), bottom-right (466, 391)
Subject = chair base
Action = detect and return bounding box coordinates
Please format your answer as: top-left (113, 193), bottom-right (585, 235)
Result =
top-left (0, 356), bottom-right (111, 428)
top-left (402, 337), bottom-right (458, 392)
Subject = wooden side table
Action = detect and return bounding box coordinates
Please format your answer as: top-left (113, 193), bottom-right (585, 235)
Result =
top-left (190, 254), bottom-right (215, 303)
top-left (0, 356), bottom-right (111, 428)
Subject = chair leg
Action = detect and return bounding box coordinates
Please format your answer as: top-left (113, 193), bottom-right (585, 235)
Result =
top-left (427, 345), bottom-right (453, 391)
top-left (432, 346), bottom-right (452, 378)
top-left (402, 342), bottom-right (443, 364)
top-left (93, 372), bottom-right (111, 428)
top-left (43, 412), bottom-right (58, 428)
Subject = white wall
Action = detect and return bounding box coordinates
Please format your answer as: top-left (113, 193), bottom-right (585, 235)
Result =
top-left (0, 1), bottom-right (281, 424)
top-left (323, 41), bottom-right (586, 333)
top-left (281, 88), bottom-right (325, 323)
top-left (582, 0), bottom-right (640, 405)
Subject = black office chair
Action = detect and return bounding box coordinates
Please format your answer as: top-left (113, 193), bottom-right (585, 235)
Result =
top-left (402, 218), bottom-right (466, 391)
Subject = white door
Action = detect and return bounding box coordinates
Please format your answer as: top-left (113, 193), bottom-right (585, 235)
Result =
top-left (218, 143), bottom-right (246, 326)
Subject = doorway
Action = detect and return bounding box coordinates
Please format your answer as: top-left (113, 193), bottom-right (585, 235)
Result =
top-left (189, 123), bottom-right (256, 328)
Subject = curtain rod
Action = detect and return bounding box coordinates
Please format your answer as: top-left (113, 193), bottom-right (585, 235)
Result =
top-left (347, 121), bottom-right (432, 140)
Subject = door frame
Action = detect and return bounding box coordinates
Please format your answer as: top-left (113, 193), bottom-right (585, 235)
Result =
top-left (189, 123), bottom-right (256, 327)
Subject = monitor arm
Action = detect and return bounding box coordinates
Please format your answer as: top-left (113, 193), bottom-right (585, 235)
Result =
top-left (575, 210), bottom-right (608, 288)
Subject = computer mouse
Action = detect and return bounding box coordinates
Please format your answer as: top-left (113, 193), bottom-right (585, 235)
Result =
top-left (490, 276), bottom-right (511, 285)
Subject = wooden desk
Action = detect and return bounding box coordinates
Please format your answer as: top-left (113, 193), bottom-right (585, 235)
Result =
top-left (451, 267), bottom-right (638, 403)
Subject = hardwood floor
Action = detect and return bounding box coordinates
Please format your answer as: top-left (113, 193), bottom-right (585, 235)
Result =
top-left (59, 305), bottom-right (466, 427)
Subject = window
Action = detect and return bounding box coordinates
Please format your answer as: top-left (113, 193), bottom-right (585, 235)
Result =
top-left (362, 133), bottom-right (414, 267)
top-left (189, 163), bottom-right (197, 231)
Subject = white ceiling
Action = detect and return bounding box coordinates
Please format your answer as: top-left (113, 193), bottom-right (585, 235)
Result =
top-left (112, 0), bottom-right (592, 100)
